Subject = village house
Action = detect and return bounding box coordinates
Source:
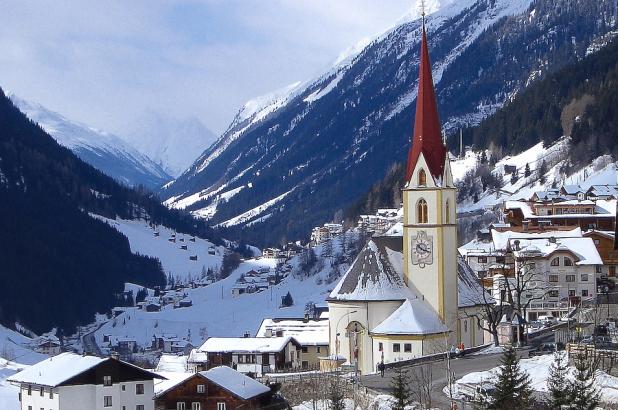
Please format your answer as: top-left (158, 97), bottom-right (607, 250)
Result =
top-left (34, 333), bottom-right (62, 356)
top-left (262, 247), bottom-right (282, 259)
top-left (255, 317), bottom-right (329, 369)
top-left (584, 230), bottom-right (618, 278)
top-left (195, 336), bottom-right (301, 376)
top-left (8, 352), bottom-right (163, 410)
top-left (357, 208), bottom-right (403, 235)
top-left (504, 198), bottom-right (616, 232)
top-left (154, 366), bottom-right (284, 410)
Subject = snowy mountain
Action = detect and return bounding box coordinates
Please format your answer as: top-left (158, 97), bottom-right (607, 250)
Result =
top-left (9, 95), bottom-right (171, 189)
top-left (161, 0), bottom-right (617, 247)
top-left (122, 111), bottom-right (218, 177)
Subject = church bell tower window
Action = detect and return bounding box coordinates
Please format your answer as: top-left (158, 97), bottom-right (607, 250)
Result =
top-left (418, 169), bottom-right (427, 187)
top-left (445, 199), bottom-right (450, 224)
top-left (417, 199), bottom-right (428, 223)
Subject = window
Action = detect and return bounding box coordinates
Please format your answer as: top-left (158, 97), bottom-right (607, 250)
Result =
top-left (27, 385), bottom-right (31, 395)
top-left (136, 383), bottom-right (144, 395)
top-left (418, 169), bottom-right (427, 186)
top-left (197, 385), bottom-right (205, 394)
top-left (478, 256), bottom-right (488, 264)
top-left (378, 342), bottom-right (383, 352)
top-left (581, 274), bottom-right (589, 282)
top-left (192, 403), bottom-right (201, 410)
top-left (566, 275), bottom-right (576, 282)
top-left (495, 256), bottom-right (505, 264)
top-left (477, 271), bottom-right (487, 279)
top-left (564, 258), bottom-right (573, 267)
top-left (217, 403), bottom-right (227, 410)
top-left (404, 343), bottom-right (412, 353)
top-left (417, 199), bottom-right (428, 223)
top-left (137, 406), bottom-right (145, 410)
top-left (238, 355), bottom-right (244, 363)
top-left (393, 343), bottom-right (401, 352)
top-left (177, 403), bottom-right (187, 410)
top-left (548, 290), bottom-right (559, 298)
top-left (464, 320), bottom-right (468, 332)
top-left (302, 361), bottom-right (309, 369)
top-left (594, 239), bottom-right (601, 246)
top-left (104, 396), bottom-right (113, 407)
top-left (40, 387), bottom-right (44, 396)
top-left (445, 200), bottom-right (451, 224)
top-left (103, 375), bottom-right (112, 386)
top-left (582, 290), bottom-right (589, 297)
top-left (50, 389), bottom-right (53, 399)
top-left (301, 346), bottom-right (308, 353)
top-left (317, 347), bottom-right (321, 353)
top-left (569, 290), bottom-right (576, 297)
top-left (549, 275), bottom-right (559, 283)
top-left (596, 265), bottom-right (603, 274)
top-left (551, 258), bottom-right (560, 266)
top-left (610, 266), bottom-right (616, 277)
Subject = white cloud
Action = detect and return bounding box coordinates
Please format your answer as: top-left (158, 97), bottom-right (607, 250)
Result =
top-left (0, 1), bottom-right (413, 135)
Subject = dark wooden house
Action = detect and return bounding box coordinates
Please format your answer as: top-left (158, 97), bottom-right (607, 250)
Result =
top-left (155, 366), bottom-right (285, 410)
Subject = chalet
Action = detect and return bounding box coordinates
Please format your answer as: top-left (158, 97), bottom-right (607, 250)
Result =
top-left (145, 302), bottom-right (161, 312)
top-left (586, 185), bottom-right (618, 200)
top-left (197, 336), bottom-right (301, 376)
top-left (154, 366), bottom-right (284, 410)
top-left (244, 269), bottom-right (261, 278)
top-left (35, 334), bottom-right (61, 356)
top-left (584, 230), bottom-right (618, 278)
top-left (255, 318), bottom-right (329, 369)
top-left (177, 298), bottom-right (193, 308)
top-left (282, 242), bottom-right (304, 258)
top-left (180, 245), bottom-right (188, 250)
top-left (153, 334), bottom-right (185, 353)
top-left (8, 352), bottom-right (163, 410)
top-left (262, 248), bottom-right (282, 259)
top-left (187, 349), bottom-right (209, 373)
top-left (310, 226), bottom-right (331, 244)
top-left (190, 237), bottom-right (196, 242)
top-left (110, 336), bottom-right (138, 358)
top-left (504, 199), bottom-right (616, 232)
top-left (190, 255), bottom-right (198, 261)
top-left (531, 189), bottom-right (563, 202)
top-left (560, 184), bottom-right (586, 200)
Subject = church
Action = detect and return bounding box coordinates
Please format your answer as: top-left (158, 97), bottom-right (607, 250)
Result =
top-left (327, 21), bottom-right (487, 375)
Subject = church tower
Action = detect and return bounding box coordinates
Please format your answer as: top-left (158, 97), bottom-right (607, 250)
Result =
top-left (402, 21), bottom-right (459, 341)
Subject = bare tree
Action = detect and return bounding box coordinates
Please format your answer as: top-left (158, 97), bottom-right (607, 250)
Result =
top-left (409, 363), bottom-right (434, 409)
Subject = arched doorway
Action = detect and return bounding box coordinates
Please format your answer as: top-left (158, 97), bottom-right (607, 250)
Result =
top-left (346, 321), bottom-right (365, 373)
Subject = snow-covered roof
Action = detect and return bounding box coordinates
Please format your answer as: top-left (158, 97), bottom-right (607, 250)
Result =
top-left (154, 371), bottom-right (194, 396)
top-left (505, 199), bottom-right (616, 219)
top-left (587, 185), bottom-right (618, 197)
top-left (8, 353), bottom-right (105, 387)
top-left (510, 237), bottom-right (602, 265)
top-left (188, 348), bottom-right (208, 363)
top-left (255, 318), bottom-right (329, 346)
top-left (458, 258), bottom-right (492, 308)
top-left (371, 299), bottom-right (448, 336)
top-left (328, 237), bottom-right (414, 302)
top-left (198, 336), bottom-right (297, 353)
top-left (201, 366), bottom-right (270, 400)
top-left (561, 184), bottom-right (584, 195)
top-left (491, 228), bottom-right (582, 251)
top-left (156, 354), bottom-right (188, 373)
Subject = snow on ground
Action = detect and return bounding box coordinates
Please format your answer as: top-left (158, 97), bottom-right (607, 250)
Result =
top-left (93, 216), bottom-right (225, 281)
top-left (93, 255), bottom-right (335, 349)
top-left (0, 325), bottom-right (47, 365)
top-left (216, 188), bottom-right (295, 228)
top-left (0, 359), bottom-right (29, 410)
top-left (450, 151), bottom-right (480, 183)
top-left (293, 395), bottom-right (412, 410)
top-left (450, 352), bottom-right (618, 404)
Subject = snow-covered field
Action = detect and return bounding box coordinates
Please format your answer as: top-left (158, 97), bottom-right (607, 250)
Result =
top-left (93, 216), bottom-right (225, 281)
top-left (92, 245), bottom-right (344, 349)
top-left (450, 353), bottom-right (618, 404)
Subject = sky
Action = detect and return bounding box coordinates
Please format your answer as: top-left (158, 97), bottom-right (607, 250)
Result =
top-left (0, 0), bottom-right (420, 136)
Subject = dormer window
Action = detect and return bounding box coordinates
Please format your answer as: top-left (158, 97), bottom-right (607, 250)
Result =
top-left (417, 199), bottom-right (428, 223)
top-left (418, 169), bottom-right (427, 186)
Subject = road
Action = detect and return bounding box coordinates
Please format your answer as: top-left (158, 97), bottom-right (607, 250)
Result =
top-left (362, 349), bottom-right (531, 409)
top-left (82, 323), bottom-right (105, 356)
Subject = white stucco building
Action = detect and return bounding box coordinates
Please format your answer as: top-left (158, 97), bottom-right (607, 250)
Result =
top-left (8, 352), bottom-right (163, 410)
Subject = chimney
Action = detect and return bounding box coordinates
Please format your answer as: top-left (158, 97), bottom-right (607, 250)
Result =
top-left (513, 240), bottom-right (521, 251)
top-left (243, 331), bottom-right (251, 338)
top-left (265, 329), bottom-right (272, 338)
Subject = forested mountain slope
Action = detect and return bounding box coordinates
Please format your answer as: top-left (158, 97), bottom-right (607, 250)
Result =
top-left (162, 0), bottom-right (617, 247)
top-left (0, 89), bottom-right (220, 334)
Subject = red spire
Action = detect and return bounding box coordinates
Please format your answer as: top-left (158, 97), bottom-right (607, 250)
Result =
top-left (405, 22), bottom-right (447, 182)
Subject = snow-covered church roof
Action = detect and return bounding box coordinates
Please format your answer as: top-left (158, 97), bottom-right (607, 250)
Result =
top-left (457, 257), bottom-right (492, 308)
top-left (371, 298), bottom-right (449, 336)
top-left (328, 236), bottom-right (414, 302)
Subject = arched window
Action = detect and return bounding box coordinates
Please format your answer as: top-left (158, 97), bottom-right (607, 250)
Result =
top-left (418, 169), bottom-right (427, 186)
top-left (564, 257), bottom-right (573, 266)
top-left (551, 257), bottom-right (560, 266)
top-left (445, 199), bottom-right (451, 224)
top-left (417, 199), bottom-right (428, 223)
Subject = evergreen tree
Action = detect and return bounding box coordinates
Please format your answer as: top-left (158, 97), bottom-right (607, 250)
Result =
top-left (538, 160), bottom-right (548, 184)
top-left (510, 170), bottom-right (519, 185)
top-left (491, 346), bottom-right (533, 409)
top-left (524, 163), bottom-right (531, 178)
top-left (480, 150), bottom-right (488, 164)
top-left (568, 353), bottom-right (600, 410)
top-left (391, 368), bottom-right (412, 410)
top-left (547, 352), bottom-right (569, 409)
top-left (328, 375), bottom-right (345, 410)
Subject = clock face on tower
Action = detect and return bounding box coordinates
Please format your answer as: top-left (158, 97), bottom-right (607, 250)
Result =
top-left (411, 231), bottom-right (433, 268)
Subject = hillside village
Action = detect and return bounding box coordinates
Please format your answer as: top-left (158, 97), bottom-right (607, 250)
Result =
top-left (3, 2), bottom-right (618, 410)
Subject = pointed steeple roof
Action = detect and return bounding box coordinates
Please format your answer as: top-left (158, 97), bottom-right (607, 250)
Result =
top-left (405, 21), bottom-right (447, 182)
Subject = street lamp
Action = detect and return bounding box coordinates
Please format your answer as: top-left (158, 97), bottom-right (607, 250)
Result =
top-left (335, 310), bottom-right (358, 360)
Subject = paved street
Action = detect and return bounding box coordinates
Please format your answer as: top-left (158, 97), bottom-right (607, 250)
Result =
top-left (362, 348), bottom-right (530, 409)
